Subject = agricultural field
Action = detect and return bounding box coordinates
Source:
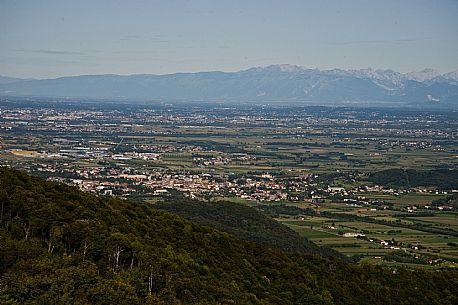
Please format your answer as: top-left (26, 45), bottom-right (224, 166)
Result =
top-left (1, 99), bottom-right (457, 268)
top-left (276, 198), bottom-right (458, 269)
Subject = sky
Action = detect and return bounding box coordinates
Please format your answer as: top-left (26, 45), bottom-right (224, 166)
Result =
top-left (0, 0), bottom-right (457, 78)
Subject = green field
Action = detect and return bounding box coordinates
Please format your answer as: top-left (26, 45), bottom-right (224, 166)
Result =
top-left (277, 199), bottom-right (458, 268)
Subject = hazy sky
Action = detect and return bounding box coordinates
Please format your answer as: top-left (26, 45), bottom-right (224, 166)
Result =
top-left (1, 0), bottom-right (457, 78)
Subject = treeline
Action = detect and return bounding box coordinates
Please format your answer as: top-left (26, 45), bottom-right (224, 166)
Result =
top-left (367, 168), bottom-right (458, 189)
top-left (257, 203), bottom-right (315, 218)
top-left (154, 200), bottom-right (342, 259)
top-left (321, 211), bottom-right (458, 237)
top-left (384, 251), bottom-right (432, 265)
top-left (0, 167), bottom-right (457, 304)
top-left (432, 194), bottom-right (458, 209)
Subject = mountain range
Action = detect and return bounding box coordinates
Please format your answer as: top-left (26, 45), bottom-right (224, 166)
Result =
top-left (1, 65), bottom-right (458, 108)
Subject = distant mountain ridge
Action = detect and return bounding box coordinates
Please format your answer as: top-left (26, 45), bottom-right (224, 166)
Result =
top-left (0, 75), bottom-right (32, 85)
top-left (1, 65), bottom-right (458, 107)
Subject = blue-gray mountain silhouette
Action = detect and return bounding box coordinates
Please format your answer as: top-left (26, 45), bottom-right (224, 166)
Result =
top-left (1, 65), bottom-right (457, 107)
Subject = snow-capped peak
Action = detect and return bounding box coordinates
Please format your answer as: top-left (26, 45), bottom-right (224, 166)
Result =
top-left (442, 70), bottom-right (458, 81)
top-left (405, 68), bottom-right (440, 82)
top-left (241, 65), bottom-right (457, 86)
top-left (276, 64), bottom-right (304, 73)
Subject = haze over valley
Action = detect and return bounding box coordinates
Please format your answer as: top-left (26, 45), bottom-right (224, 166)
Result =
top-left (1, 1), bottom-right (458, 304)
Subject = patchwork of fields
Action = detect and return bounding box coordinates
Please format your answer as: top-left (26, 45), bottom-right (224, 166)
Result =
top-left (1, 101), bottom-right (457, 268)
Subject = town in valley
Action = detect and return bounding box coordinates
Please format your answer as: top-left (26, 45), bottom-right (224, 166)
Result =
top-left (1, 98), bottom-right (457, 269)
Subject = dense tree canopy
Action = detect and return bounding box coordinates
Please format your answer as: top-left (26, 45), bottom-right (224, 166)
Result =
top-left (0, 167), bottom-right (457, 304)
top-left (367, 168), bottom-right (458, 189)
top-left (154, 199), bottom-right (344, 259)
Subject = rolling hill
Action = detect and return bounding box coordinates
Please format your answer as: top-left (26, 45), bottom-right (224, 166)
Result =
top-left (0, 167), bottom-right (457, 304)
top-left (153, 199), bottom-right (345, 259)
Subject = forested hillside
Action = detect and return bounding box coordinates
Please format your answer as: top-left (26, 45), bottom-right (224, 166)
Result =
top-left (1, 167), bottom-right (457, 305)
top-left (154, 200), bottom-right (344, 259)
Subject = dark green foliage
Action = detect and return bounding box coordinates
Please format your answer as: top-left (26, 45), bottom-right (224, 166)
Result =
top-left (257, 203), bottom-right (315, 217)
top-left (384, 251), bottom-right (431, 265)
top-left (367, 168), bottom-right (458, 189)
top-left (154, 200), bottom-right (343, 259)
top-left (1, 167), bottom-right (457, 304)
top-left (432, 194), bottom-right (458, 210)
top-left (322, 211), bottom-right (458, 237)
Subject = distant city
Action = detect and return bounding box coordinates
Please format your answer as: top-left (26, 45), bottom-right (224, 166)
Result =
top-left (2, 98), bottom-right (458, 268)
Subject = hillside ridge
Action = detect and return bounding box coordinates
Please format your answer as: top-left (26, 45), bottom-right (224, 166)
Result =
top-left (0, 167), bottom-right (457, 304)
